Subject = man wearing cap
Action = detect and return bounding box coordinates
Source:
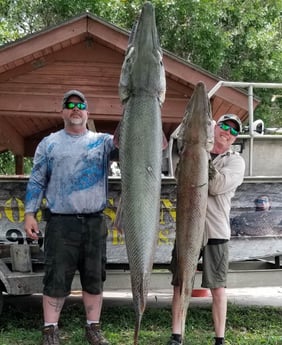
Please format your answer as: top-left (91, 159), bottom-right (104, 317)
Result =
top-left (167, 114), bottom-right (245, 345)
top-left (24, 90), bottom-right (116, 345)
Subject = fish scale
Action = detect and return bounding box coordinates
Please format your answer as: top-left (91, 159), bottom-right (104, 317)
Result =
top-left (120, 96), bottom-right (163, 344)
top-left (116, 2), bottom-right (166, 344)
top-left (175, 81), bottom-right (214, 341)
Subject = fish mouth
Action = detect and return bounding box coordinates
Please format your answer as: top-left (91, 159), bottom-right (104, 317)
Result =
top-left (132, 2), bottom-right (159, 53)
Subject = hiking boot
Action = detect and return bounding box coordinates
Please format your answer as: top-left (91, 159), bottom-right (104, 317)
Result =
top-left (166, 337), bottom-right (181, 345)
top-left (85, 323), bottom-right (109, 345)
top-left (42, 325), bottom-right (60, 345)
top-left (214, 337), bottom-right (225, 345)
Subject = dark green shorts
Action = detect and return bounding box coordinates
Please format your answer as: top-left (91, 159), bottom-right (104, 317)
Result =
top-left (201, 241), bottom-right (229, 288)
top-left (43, 213), bottom-right (107, 297)
top-left (169, 240), bottom-right (229, 289)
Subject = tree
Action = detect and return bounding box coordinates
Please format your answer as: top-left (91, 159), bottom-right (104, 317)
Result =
top-left (1, 0), bottom-right (281, 126)
top-left (0, 151), bottom-right (33, 175)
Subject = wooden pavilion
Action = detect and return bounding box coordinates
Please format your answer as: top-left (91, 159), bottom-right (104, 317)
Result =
top-left (0, 13), bottom-right (256, 173)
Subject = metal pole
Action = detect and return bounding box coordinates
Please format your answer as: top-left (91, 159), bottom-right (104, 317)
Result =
top-left (167, 81), bottom-right (282, 178)
top-left (208, 81), bottom-right (282, 98)
top-left (248, 85), bottom-right (254, 176)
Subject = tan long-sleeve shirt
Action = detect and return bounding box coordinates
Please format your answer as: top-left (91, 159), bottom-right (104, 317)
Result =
top-left (205, 150), bottom-right (245, 240)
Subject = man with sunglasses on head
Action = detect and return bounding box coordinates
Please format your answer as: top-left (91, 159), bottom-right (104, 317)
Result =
top-left (24, 90), bottom-right (117, 345)
top-left (167, 114), bottom-right (245, 345)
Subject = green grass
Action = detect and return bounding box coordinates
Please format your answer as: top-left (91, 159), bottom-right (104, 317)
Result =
top-left (0, 298), bottom-right (281, 345)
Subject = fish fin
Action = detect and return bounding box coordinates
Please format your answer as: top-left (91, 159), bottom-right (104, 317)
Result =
top-left (118, 46), bottom-right (134, 103)
top-left (134, 317), bottom-right (141, 345)
top-left (175, 161), bottom-right (180, 182)
top-left (158, 90), bottom-right (166, 106)
top-left (133, 281), bottom-right (146, 345)
top-left (162, 131), bottom-right (168, 150)
top-left (113, 121), bottom-right (122, 148)
top-left (113, 197), bottom-right (124, 235)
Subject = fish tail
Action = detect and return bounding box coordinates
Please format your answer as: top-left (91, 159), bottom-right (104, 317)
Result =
top-left (134, 314), bottom-right (142, 345)
top-left (180, 293), bottom-right (188, 340)
top-left (133, 280), bottom-right (147, 345)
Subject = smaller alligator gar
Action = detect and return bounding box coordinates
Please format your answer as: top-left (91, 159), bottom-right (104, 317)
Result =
top-left (175, 81), bottom-right (214, 340)
top-left (116, 2), bottom-right (166, 344)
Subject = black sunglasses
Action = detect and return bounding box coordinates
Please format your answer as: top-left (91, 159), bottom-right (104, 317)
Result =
top-left (64, 102), bottom-right (87, 110)
top-left (218, 122), bottom-right (239, 137)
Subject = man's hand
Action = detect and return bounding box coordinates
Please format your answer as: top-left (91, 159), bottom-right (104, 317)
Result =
top-left (24, 213), bottom-right (40, 240)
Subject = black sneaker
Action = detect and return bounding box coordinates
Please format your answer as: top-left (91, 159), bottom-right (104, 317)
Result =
top-left (42, 325), bottom-right (60, 345)
top-left (166, 337), bottom-right (181, 345)
top-left (85, 323), bottom-right (109, 345)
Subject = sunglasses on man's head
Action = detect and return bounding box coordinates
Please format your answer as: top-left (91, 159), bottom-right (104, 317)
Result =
top-left (64, 102), bottom-right (87, 110)
top-left (218, 122), bottom-right (239, 137)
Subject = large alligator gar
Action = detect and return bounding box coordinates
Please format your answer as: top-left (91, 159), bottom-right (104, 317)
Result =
top-left (175, 81), bottom-right (214, 340)
top-left (117, 2), bottom-right (166, 344)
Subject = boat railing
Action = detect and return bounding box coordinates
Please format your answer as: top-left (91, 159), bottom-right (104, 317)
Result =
top-left (167, 81), bottom-right (282, 180)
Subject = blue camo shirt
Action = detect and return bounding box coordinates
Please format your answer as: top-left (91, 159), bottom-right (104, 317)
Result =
top-left (25, 129), bottom-right (115, 214)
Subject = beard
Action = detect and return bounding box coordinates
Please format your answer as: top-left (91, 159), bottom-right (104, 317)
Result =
top-left (69, 117), bottom-right (84, 125)
top-left (66, 113), bottom-right (88, 127)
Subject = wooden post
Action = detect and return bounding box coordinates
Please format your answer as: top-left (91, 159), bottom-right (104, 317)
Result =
top-left (10, 244), bottom-right (32, 272)
top-left (15, 155), bottom-right (24, 175)
top-left (87, 119), bottom-right (96, 132)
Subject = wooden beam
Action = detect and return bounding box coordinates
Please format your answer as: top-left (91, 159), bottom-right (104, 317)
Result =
top-left (0, 94), bottom-right (122, 116)
top-left (0, 18), bottom-right (88, 66)
top-left (163, 54), bottom-right (257, 112)
top-left (87, 17), bottom-right (128, 53)
top-left (0, 121), bottom-right (24, 155)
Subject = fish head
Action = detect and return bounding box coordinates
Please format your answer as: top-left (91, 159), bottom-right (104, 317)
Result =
top-left (178, 82), bottom-right (214, 152)
top-left (119, 2), bottom-right (166, 105)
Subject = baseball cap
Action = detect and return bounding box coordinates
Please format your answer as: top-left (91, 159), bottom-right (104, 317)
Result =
top-left (217, 114), bottom-right (242, 133)
top-left (254, 195), bottom-right (271, 211)
top-left (62, 90), bottom-right (87, 107)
